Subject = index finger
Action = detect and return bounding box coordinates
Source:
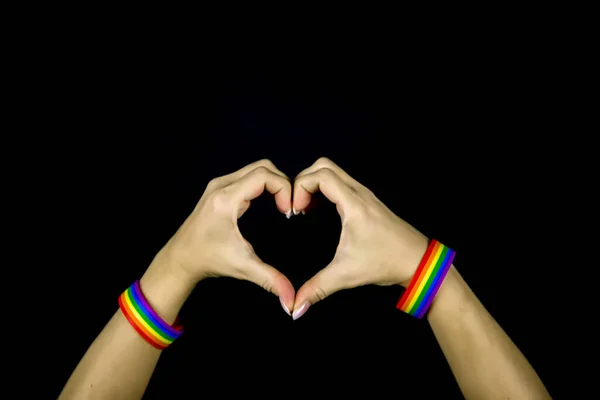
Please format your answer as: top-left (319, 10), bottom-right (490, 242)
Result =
top-left (231, 166), bottom-right (292, 215)
top-left (224, 159), bottom-right (288, 182)
top-left (211, 159), bottom-right (288, 191)
top-left (296, 157), bottom-right (360, 188)
top-left (292, 167), bottom-right (354, 215)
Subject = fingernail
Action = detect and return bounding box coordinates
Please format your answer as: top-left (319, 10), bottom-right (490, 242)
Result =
top-left (279, 297), bottom-right (291, 316)
top-left (285, 209), bottom-right (292, 219)
top-left (292, 207), bottom-right (299, 215)
top-left (301, 210), bottom-right (306, 215)
top-left (292, 301), bottom-right (310, 320)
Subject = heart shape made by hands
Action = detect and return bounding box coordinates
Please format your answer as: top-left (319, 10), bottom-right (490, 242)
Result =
top-left (238, 191), bottom-right (341, 313)
top-left (204, 158), bottom-right (425, 320)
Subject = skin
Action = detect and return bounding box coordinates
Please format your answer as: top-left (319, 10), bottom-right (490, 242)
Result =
top-left (59, 158), bottom-right (551, 400)
top-left (59, 160), bottom-right (296, 399)
top-left (292, 158), bottom-right (551, 399)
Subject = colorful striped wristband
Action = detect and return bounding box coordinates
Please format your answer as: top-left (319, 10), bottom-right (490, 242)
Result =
top-left (118, 280), bottom-right (184, 350)
top-left (396, 239), bottom-right (456, 319)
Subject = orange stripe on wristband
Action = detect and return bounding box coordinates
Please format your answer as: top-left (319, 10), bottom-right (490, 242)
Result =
top-left (118, 295), bottom-right (167, 349)
top-left (396, 239), bottom-right (456, 319)
top-left (397, 241), bottom-right (440, 309)
top-left (118, 281), bottom-right (183, 349)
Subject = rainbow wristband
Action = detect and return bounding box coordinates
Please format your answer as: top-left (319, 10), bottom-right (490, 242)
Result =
top-left (396, 239), bottom-right (456, 319)
top-left (118, 280), bottom-right (184, 350)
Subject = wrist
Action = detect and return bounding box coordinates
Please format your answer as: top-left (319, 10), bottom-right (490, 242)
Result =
top-left (397, 235), bottom-right (430, 287)
top-left (138, 251), bottom-right (197, 324)
top-left (426, 265), bottom-right (470, 321)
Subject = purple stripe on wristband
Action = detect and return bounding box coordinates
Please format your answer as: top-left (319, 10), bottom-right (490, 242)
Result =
top-left (415, 251), bottom-right (456, 319)
top-left (132, 280), bottom-right (182, 336)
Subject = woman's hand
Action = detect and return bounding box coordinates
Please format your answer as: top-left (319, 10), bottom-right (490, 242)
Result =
top-left (151, 159), bottom-right (296, 314)
top-left (290, 157), bottom-right (429, 319)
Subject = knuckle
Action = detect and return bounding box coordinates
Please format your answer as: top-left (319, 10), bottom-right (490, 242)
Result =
top-left (317, 167), bottom-right (342, 187)
top-left (318, 167), bottom-right (336, 179)
top-left (251, 165), bottom-right (271, 177)
top-left (208, 188), bottom-right (231, 212)
top-left (257, 159), bottom-right (276, 170)
top-left (206, 177), bottom-right (220, 191)
top-left (360, 185), bottom-right (374, 197)
top-left (313, 286), bottom-right (328, 302)
top-left (315, 156), bottom-right (333, 168)
top-left (261, 279), bottom-right (273, 293)
top-left (364, 189), bottom-right (377, 201)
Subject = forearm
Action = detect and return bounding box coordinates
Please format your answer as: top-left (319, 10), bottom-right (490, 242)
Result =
top-left (59, 253), bottom-right (195, 400)
top-left (427, 266), bottom-right (550, 400)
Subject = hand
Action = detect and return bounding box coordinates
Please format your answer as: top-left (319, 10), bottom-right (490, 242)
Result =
top-left (153, 159), bottom-right (296, 314)
top-left (290, 157), bottom-right (429, 319)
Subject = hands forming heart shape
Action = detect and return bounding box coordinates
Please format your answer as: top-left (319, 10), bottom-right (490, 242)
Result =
top-left (152, 157), bottom-right (429, 320)
top-left (61, 157), bottom-right (554, 400)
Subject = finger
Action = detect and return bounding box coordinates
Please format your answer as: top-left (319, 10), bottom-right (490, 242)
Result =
top-left (295, 157), bottom-right (359, 187)
top-left (291, 260), bottom-right (359, 320)
top-left (297, 193), bottom-right (320, 215)
top-left (210, 159), bottom-right (289, 190)
top-left (292, 167), bottom-right (353, 215)
top-left (229, 159), bottom-right (289, 180)
top-left (243, 258), bottom-right (296, 316)
top-left (231, 166), bottom-right (292, 215)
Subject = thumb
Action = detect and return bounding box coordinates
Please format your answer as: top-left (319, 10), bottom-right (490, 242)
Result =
top-left (243, 259), bottom-right (296, 317)
top-left (292, 260), bottom-right (352, 320)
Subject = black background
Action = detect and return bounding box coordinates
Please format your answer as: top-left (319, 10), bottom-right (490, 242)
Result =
top-left (37, 40), bottom-right (569, 398)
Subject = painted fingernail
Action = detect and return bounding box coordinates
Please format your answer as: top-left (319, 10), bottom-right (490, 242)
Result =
top-left (292, 301), bottom-right (310, 320)
top-left (285, 209), bottom-right (292, 219)
top-left (279, 297), bottom-right (291, 316)
top-left (292, 207), bottom-right (299, 215)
